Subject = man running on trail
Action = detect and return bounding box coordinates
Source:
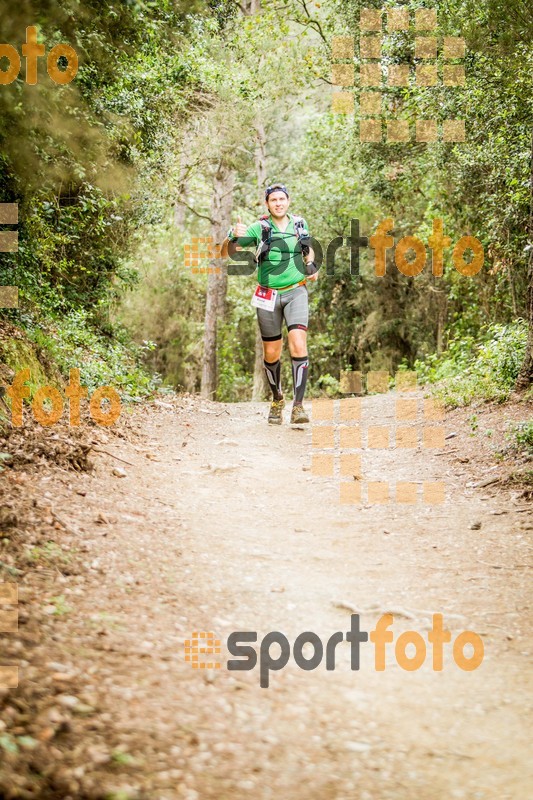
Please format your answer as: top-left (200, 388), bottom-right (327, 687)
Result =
top-left (225, 184), bottom-right (319, 425)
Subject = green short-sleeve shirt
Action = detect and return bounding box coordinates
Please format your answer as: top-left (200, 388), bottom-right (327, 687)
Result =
top-left (236, 214), bottom-right (309, 290)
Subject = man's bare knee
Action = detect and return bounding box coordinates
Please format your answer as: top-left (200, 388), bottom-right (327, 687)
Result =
top-left (288, 331), bottom-right (307, 358)
top-left (263, 340), bottom-right (282, 362)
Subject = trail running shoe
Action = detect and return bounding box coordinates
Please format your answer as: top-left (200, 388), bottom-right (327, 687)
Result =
top-left (290, 404), bottom-right (309, 424)
top-left (268, 397), bottom-right (285, 425)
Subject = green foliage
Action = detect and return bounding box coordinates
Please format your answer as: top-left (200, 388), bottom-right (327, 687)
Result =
top-left (111, 751), bottom-right (137, 766)
top-left (0, 0), bottom-right (221, 382)
top-left (7, 186), bottom-right (136, 316)
top-left (24, 310), bottom-right (160, 401)
top-left (417, 320), bottom-right (528, 406)
top-left (118, 221), bottom-right (207, 393)
top-left (29, 541), bottom-right (70, 566)
top-left (314, 374), bottom-right (341, 397)
top-left (0, 734), bottom-right (19, 754)
top-left (0, 453), bottom-right (13, 473)
top-left (1, 0), bottom-right (529, 403)
top-left (217, 317), bottom-right (254, 403)
top-left (508, 421), bottom-right (533, 455)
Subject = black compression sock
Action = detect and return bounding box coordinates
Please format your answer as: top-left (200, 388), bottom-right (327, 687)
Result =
top-left (291, 356), bottom-right (309, 404)
top-left (264, 359), bottom-right (282, 400)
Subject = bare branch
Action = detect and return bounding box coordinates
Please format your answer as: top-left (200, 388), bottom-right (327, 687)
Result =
top-left (181, 200), bottom-right (216, 225)
top-left (297, 0), bottom-right (328, 44)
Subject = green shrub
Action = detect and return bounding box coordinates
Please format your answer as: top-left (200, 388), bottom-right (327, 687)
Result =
top-left (508, 421), bottom-right (533, 456)
top-left (23, 310), bottom-right (160, 402)
top-left (216, 318), bottom-right (253, 402)
top-left (414, 321), bottom-right (528, 407)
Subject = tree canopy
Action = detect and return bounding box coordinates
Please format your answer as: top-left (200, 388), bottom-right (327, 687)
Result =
top-left (0, 0), bottom-right (531, 398)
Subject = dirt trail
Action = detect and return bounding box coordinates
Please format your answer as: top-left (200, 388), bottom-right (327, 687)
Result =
top-left (10, 394), bottom-right (533, 799)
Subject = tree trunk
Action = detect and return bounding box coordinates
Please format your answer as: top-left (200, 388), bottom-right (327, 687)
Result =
top-left (201, 161), bottom-right (235, 399)
top-left (251, 118), bottom-right (269, 401)
top-left (253, 119), bottom-right (268, 211)
top-left (245, 0), bottom-right (261, 13)
top-left (436, 289), bottom-right (447, 355)
top-left (516, 252), bottom-right (533, 388)
top-left (173, 149), bottom-right (189, 228)
top-left (516, 131), bottom-right (533, 389)
top-left (252, 327), bottom-right (267, 400)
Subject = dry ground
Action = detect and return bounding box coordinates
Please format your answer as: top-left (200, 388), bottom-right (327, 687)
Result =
top-left (0, 392), bottom-right (531, 799)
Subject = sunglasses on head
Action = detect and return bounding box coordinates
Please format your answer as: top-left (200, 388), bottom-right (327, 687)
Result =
top-left (265, 185), bottom-right (289, 200)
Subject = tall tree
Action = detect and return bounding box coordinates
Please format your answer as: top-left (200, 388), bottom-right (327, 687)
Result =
top-left (201, 161), bottom-right (235, 398)
top-left (228, 0), bottom-right (325, 399)
top-left (516, 131), bottom-right (533, 389)
top-left (251, 119), bottom-right (270, 401)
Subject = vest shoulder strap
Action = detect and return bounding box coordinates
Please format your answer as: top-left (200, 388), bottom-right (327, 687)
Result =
top-left (259, 216), bottom-right (271, 244)
top-left (255, 214), bottom-right (308, 262)
top-left (258, 215), bottom-right (306, 238)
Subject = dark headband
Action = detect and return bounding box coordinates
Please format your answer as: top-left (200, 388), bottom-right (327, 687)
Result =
top-left (265, 184), bottom-right (289, 200)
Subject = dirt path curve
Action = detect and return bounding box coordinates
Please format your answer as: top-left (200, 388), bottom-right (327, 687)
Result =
top-left (20, 394), bottom-right (532, 799)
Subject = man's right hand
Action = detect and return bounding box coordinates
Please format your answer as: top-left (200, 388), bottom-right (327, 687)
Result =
top-left (232, 216), bottom-right (247, 238)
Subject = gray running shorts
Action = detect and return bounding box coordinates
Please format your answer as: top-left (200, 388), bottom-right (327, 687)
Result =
top-left (256, 284), bottom-right (309, 341)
